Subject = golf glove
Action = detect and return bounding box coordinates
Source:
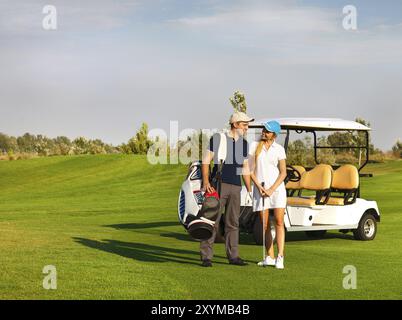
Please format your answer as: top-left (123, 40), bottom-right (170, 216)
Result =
top-left (246, 192), bottom-right (253, 205)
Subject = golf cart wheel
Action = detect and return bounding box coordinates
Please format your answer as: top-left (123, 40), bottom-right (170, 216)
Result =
top-left (252, 214), bottom-right (276, 245)
top-left (353, 213), bottom-right (377, 241)
top-left (305, 230), bottom-right (327, 238)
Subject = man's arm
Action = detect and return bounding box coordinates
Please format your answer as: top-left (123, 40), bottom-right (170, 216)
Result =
top-left (242, 159), bottom-right (252, 193)
top-left (202, 150), bottom-right (215, 193)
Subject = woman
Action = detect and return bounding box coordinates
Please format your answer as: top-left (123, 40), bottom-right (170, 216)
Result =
top-left (248, 120), bottom-right (287, 269)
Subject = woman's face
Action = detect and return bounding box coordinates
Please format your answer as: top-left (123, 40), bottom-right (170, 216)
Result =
top-left (261, 128), bottom-right (275, 141)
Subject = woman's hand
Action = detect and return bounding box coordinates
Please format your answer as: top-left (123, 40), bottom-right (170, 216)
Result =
top-left (258, 185), bottom-right (266, 196)
top-left (264, 188), bottom-right (274, 197)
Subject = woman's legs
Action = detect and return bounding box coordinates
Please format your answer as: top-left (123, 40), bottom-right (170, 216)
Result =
top-left (273, 208), bottom-right (285, 257)
top-left (259, 210), bottom-right (274, 258)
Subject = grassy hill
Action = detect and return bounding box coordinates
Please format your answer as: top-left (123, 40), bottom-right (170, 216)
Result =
top-left (0, 155), bottom-right (401, 299)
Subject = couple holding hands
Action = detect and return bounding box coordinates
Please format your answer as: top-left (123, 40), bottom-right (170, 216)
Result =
top-left (201, 111), bottom-right (287, 269)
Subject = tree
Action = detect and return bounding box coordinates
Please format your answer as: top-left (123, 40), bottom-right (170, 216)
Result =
top-left (325, 117), bottom-right (376, 164)
top-left (88, 139), bottom-right (106, 155)
top-left (392, 140), bottom-right (402, 158)
top-left (118, 143), bottom-right (132, 154)
top-left (287, 139), bottom-right (313, 166)
top-left (34, 134), bottom-right (56, 156)
top-left (53, 136), bottom-right (72, 155)
top-left (0, 133), bottom-right (18, 153)
top-left (1, 131), bottom-right (118, 159)
top-left (72, 137), bottom-right (89, 155)
top-left (316, 136), bottom-right (336, 165)
top-left (327, 131), bottom-right (354, 154)
top-left (126, 123), bottom-right (153, 155)
top-left (17, 133), bottom-right (37, 153)
top-left (103, 143), bottom-right (119, 154)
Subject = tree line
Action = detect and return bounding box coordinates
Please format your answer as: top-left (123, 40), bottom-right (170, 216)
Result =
top-left (0, 123), bottom-right (156, 160)
top-left (0, 133), bottom-right (119, 159)
top-left (1, 119), bottom-right (401, 162)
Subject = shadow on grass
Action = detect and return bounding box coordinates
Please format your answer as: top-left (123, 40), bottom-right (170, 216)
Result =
top-left (105, 221), bottom-right (200, 244)
top-left (104, 221), bottom-right (178, 230)
top-left (73, 237), bottom-right (228, 266)
top-left (105, 221), bottom-right (355, 245)
top-left (239, 230), bottom-right (355, 245)
top-left (285, 231), bottom-right (355, 242)
top-left (159, 232), bottom-right (197, 242)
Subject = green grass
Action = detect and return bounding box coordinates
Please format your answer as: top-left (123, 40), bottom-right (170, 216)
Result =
top-left (0, 155), bottom-right (401, 299)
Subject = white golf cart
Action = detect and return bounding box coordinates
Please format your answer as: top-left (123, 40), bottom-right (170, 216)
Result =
top-left (178, 118), bottom-right (380, 243)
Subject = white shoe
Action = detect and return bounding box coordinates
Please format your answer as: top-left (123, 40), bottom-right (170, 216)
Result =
top-left (257, 256), bottom-right (276, 267)
top-left (275, 255), bottom-right (284, 269)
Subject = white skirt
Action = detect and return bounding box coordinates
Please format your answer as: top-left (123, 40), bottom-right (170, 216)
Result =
top-left (253, 187), bottom-right (287, 211)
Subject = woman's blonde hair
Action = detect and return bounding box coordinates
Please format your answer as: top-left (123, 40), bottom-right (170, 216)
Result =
top-left (254, 133), bottom-right (276, 173)
top-left (255, 141), bottom-right (265, 166)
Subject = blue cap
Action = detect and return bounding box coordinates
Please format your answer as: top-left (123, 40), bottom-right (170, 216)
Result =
top-left (263, 120), bottom-right (281, 135)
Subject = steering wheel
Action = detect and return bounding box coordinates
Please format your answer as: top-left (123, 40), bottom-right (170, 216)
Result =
top-left (285, 165), bottom-right (302, 184)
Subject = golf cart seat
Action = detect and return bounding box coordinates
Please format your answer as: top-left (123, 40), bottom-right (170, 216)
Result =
top-left (287, 164), bottom-right (332, 206)
top-left (286, 165), bottom-right (306, 196)
top-left (327, 164), bottom-right (359, 205)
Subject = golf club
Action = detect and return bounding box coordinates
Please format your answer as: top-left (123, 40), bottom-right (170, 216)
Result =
top-left (261, 182), bottom-right (266, 266)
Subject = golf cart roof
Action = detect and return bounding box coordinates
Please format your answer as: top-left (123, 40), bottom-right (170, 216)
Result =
top-left (250, 118), bottom-right (371, 131)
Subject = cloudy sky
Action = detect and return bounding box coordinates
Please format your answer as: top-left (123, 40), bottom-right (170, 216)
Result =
top-left (1, 0), bottom-right (401, 150)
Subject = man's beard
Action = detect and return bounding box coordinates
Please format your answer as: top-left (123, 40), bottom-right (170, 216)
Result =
top-left (235, 128), bottom-right (246, 137)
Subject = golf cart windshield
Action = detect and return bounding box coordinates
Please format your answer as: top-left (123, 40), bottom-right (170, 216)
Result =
top-left (248, 118), bottom-right (371, 173)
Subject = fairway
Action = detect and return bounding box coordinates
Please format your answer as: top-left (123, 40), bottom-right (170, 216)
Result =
top-left (0, 155), bottom-right (401, 299)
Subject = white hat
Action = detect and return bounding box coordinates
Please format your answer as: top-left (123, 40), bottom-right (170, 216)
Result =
top-left (229, 111), bottom-right (254, 124)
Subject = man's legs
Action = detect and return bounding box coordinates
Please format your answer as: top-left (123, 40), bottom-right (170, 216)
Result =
top-left (200, 183), bottom-right (229, 262)
top-left (224, 184), bottom-right (242, 261)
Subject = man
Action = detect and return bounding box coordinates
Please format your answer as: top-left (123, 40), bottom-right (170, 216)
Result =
top-left (200, 111), bottom-right (254, 267)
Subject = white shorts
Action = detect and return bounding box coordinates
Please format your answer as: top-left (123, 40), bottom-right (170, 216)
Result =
top-left (253, 188), bottom-right (287, 211)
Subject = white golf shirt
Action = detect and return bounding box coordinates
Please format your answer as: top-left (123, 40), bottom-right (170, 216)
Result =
top-left (248, 140), bottom-right (287, 210)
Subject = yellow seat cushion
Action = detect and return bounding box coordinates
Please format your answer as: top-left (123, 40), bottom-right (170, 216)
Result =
top-left (327, 196), bottom-right (356, 206)
top-left (327, 197), bottom-right (345, 206)
top-left (287, 196), bottom-right (316, 206)
top-left (287, 164), bottom-right (333, 207)
top-left (331, 164), bottom-right (359, 190)
top-left (300, 164), bottom-right (332, 190)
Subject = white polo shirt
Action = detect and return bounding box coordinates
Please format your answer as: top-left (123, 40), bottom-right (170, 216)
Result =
top-left (248, 140), bottom-right (287, 210)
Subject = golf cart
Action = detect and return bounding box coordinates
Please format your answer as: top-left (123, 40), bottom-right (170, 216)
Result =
top-left (178, 118), bottom-right (380, 243)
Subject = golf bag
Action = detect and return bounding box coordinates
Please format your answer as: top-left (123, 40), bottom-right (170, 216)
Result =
top-left (178, 132), bottom-right (227, 241)
top-left (186, 191), bottom-right (221, 241)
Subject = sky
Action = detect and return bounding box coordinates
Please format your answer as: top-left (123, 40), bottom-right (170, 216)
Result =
top-left (0, 0), bottom-right (401, 150)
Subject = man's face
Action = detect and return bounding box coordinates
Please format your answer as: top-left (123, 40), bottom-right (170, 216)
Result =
top-left (234, 121), bottom-right (249, 137)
